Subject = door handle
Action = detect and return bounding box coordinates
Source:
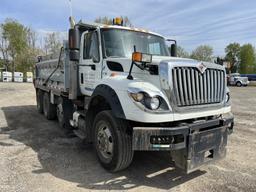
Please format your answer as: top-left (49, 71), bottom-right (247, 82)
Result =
top-left (90, 64), bottom-right (96, 70)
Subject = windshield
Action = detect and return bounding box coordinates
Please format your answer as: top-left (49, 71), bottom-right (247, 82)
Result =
top-left (102, 29), bottom-right (170, 58)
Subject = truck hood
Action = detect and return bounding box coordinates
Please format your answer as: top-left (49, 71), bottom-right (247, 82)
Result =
top-left (105, 56), bottom-right (222, 74)
top-left (104, 56), bottom-right (227, 115)
top-left (234, 77), bottom-right (248, 81)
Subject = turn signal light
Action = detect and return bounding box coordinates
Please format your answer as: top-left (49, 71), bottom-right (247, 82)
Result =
top-left (132, 52), bottom-right (152, 63)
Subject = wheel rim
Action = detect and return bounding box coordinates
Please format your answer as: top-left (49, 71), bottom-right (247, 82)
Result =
top-left (97, 121), bottom-right (114, 162)
top-left (57, 104), bottom-right (64, 123)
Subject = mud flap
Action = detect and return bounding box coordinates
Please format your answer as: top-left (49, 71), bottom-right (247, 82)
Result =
top-left (171, 126), bottom-right (228, 173)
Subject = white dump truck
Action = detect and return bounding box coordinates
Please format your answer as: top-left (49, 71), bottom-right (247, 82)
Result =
top-left (34, 17), bottom-right (234, 173)
top-left (228, 73), bottom-right (249, 87)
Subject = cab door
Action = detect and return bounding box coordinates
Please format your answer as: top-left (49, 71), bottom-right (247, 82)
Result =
top-left (79, 30), bottom-right (101, 95)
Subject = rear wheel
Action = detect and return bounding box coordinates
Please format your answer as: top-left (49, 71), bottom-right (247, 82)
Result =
top-left (43, 92), bottom-right (56, 120)
top-left (36, 89), bottom-right (44, 114)
top-left (93, 110), bottom-right (133, 172)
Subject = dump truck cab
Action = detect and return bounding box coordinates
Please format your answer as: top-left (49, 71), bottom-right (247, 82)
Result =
top-left (34, 18), bottom-right (234, 173)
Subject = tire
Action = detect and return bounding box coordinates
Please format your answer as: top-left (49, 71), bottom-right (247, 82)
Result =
top-left (56, 97), bottom-right (74, 135)
top-left (93, 110), bottom-right (133, 172)
top-left (36, 89), bottom-right (44, 114)
top-left (43, 92), bottom-right (56, 120)
top-left (236, 81), bottom-right (242, 87)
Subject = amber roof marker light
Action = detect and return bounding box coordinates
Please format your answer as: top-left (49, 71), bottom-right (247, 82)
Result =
top-left (113, 17), bottom-right (123, 26)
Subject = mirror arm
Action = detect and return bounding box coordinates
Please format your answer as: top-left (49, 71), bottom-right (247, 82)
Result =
top-left (127, 45), bottom-right (137, 80)
top-left (166, 39), bottom-right (177, 44)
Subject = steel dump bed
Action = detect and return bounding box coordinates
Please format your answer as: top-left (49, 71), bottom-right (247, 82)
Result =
top-left (35, 45), bottom-right (70, 95)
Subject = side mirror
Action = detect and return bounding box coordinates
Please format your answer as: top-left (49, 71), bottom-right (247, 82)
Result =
top-left (171, 44), bottom-right (177, 57)
top-left (166, 39), bottom-right (177, 57)
top-left (68, 26), bottom-right (80, 61)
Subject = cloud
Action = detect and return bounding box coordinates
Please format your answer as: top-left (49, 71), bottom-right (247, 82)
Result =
top-left (0, 0), bottom-right (255, 55)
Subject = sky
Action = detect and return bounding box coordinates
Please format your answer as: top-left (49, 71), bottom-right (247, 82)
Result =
top-left (0, 0), bottom-right (256, 56)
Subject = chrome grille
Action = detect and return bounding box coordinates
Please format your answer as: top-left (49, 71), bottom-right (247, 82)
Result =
top-left (172, 67), bottom-right (225, 107)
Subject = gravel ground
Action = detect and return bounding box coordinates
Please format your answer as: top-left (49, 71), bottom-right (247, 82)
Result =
top-left (0, 82), bottom-right (255, 192)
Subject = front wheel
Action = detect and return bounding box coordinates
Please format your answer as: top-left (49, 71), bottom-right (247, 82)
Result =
top-left (236, 81), bottom-right (242, 87)
top-left (93, 110), bottom-right (133, 172)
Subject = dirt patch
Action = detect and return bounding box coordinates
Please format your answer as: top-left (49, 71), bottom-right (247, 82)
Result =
top-left (0, 83), bottom-right (255, 192)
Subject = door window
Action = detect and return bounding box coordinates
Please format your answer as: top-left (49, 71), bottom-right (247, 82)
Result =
top-left (83, 31), bottom-right (100, 62)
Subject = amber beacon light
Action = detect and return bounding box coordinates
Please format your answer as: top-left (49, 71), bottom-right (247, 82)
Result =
top-left (113, 17), bottom-right (123, 26)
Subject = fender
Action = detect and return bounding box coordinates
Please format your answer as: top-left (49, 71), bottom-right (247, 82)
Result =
top-left (89, 84), bottom-right (126, 119)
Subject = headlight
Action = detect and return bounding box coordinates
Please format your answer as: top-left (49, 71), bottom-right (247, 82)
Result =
top-left (145, 96), bottom-right (160, 110)
top-left (128, 88), bottom-right (170, 112)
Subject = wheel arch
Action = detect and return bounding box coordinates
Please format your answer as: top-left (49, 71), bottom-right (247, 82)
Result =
top-left (85, 84), bottom-right (126, 142)
top-left (236, 81), bottom-right (242, 86)
top-left (89, 84), bottom-right (126, 119)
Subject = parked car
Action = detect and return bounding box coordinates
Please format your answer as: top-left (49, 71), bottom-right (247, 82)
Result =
top-left (228, 73), bottom-right (249, 86)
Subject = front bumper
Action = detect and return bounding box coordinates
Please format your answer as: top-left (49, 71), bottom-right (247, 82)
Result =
top-left (132, 115), bottom-right (234, 173)
top-left (243, 81), bottom-right (250, 85)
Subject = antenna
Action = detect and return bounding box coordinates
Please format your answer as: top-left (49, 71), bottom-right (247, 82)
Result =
top-left (69, 0), bottom-right (73, 17)
top-left (68, 0), bottom-right (76, 28)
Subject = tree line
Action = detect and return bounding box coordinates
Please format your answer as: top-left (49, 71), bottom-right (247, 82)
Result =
top-left (1, 17), bottom-right (255, 74)
top-left (177, 43), bottom-right (256, 74)
top-left (0, 19), bottom-right (63, 74)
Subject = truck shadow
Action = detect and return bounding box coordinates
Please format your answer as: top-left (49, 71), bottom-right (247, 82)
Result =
top-left (0, 105), bottom-right (206, 190)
